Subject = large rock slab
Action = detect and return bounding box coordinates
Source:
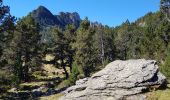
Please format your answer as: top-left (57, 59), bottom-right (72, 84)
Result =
top-left (60, 59), bottom-right (166, 100)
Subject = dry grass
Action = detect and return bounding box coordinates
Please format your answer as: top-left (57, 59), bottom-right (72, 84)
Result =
top-left (39, 93), bottom-right (64, 100)
top-left (45, 54), bottom-right (55, 61)
top-left (20, 81), bottom-right (47, 87)
top-left (42, 54), bottom-right (70, 77)
top-left (43, 64), bottom-right (64, 75)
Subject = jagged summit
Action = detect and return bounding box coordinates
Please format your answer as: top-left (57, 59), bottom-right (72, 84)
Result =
top-left (36, 6), bottom-right (51, 13)
top-left (30, 6), bottom-right (81, 28)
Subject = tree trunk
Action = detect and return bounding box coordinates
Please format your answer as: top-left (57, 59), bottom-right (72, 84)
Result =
top-left (69, 56), bottom-right (73, 73)
top-left (61, 59), bottom-right (69, 79)
top-left (22, 52), bottom-right (29, 82)
top-left (124, 48), bottom-right (127, 60)
top-left (101, 35), bottom-right (105, 67)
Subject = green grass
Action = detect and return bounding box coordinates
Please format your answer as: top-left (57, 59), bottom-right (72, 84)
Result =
top-left (7, 81), bottom-right (48, 92)
top-left (147, 83), bottom-right (170, 100)
top-left (20, 81), bottom-right (47, 86)
top-left (32, 73), bottom-right (61, 81)
top-left (56, 79), bottom-right (71, 89)
top-left (49, 82), bottom-right (170, 100)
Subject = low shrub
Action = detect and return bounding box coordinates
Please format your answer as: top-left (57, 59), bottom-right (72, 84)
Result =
top-left (160, 52), bottom-right (170, 78)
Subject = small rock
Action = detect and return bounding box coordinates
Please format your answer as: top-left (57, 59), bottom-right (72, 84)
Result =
top-left (46, 88), bottom-right (56, 95)
top-left (76, 78), bottom-right (89, 85)
top-left (32, 86), bottom-right (46, 97)
top-left (9, 88), bottom-right (17, 92)
top-left (47, 82), bottom-right (55, 88)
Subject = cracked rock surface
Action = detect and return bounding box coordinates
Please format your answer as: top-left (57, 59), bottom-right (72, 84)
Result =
top-left (59, 59), bottom-right (166, 100)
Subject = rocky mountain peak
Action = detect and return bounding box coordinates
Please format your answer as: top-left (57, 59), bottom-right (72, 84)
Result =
top-left (36, 6), bottom-right (51, 14)
top-left (31, 6), bottom-right (59, 26)
top-left (30, 6), bottom-right (81, 28)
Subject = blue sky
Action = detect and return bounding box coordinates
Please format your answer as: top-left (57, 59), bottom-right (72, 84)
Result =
top-left (4, 0), bottom-right (160, 27)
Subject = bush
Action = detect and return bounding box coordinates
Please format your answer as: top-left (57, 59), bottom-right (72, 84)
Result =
top-left (0, 70), bottom-right (13, 91)
top-left (57, 80), bottom-right (71, 89)
top-left (69, 63), bottom-right (80, 85)
top-left (160, 52), bottom-right (170, 78)
top-left (57, 63), bottom-right (80, 89)
top-left (0, 71), bottom-right (12, 84)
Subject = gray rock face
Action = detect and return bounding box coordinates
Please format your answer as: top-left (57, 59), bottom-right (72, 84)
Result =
top-left (31, 6), bottom-right (81, 28)
top-left (60, 59), bottom-right (166, 100)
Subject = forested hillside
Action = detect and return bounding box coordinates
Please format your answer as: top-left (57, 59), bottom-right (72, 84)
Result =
top-left (0, 0), bottom-right (170, 99)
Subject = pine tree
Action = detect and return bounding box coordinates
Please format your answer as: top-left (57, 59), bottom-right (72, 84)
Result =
top-left (64, 24), bottom-right (76, 72)
top-left (93, 25), bottom-right (115, 67)
top-left (0, 0), bottom-right (15, 66)
top-left (115, 20), bottom-right (132, 60)
top-left (160, 0), bottom-right (170, 22)
top-left (13, 15), bottom-right (41, 82)
top-left (73, 18), bottom-right (96, 77)
top-left (51, 27), bottom-right (69, 79)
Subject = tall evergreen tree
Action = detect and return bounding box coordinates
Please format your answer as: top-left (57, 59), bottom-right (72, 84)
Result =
top-left (160, 0), bottom-right (170, 22)
top-left (0, 0), bottom-right (15, 66)
top-left (13, 15), bottom-right (41, 82)
top-left (73, 18), bottom-right (96, 77)
top-left (51, 27), bottom-right (69, 79)
top-left (115, 20), bottom-right (132, 60)
top-left (64, 24), bottom-right (76, 72)
top-left (93, 25), bottom-right (115, 67)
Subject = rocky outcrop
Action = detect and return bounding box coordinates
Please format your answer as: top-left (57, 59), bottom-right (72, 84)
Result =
top-left (55, 12), bottom-right (81, 28)
top-left (60, 59), bottom-right (166, 100)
